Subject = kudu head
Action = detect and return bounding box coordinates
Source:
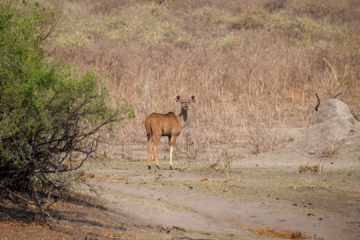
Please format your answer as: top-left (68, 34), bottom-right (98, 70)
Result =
top-left (176, 96), bottom-right (195, 109)
top-left (176, 96), bottom-right (195, 121)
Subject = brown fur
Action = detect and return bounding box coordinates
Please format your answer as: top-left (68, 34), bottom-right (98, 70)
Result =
top-left (145, 96), bottom-right (195, 169)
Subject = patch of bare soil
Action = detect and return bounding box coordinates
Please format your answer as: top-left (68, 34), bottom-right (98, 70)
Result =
top-left (0, 193), bottom-right (149, 240)
top-left (85, 147), bottom-right (360, 240)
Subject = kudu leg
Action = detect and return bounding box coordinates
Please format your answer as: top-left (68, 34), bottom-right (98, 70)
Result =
top-left (169, 135), bottom-right (176, 170)
top-left (152, 135), bottom-right (160, 169)
top-left (169, 146), bottom-right (174, 170)
top-left (147, 138), bottom-right (152, 169)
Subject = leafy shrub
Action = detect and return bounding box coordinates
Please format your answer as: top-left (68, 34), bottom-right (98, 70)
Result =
top-left (269, 14), bottom-right (318, 41)
top-left (289, 0), bottom-right (355, 22)
top-left (268, 13), bottom-right (344, 43)
top-left (0, 1), bottom-right (133, 210)
top-left (217, 33), bottom-right (243, 49)
top-left (228, 7), bottom-right (269, 30)
top-left (190, 6), bottom-right (225, 25)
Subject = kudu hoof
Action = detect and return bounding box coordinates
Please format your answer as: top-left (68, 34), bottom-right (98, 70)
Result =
top-left (170, 165), bottom-right (173, 170)
top-left (148, 165), bottom-right (151, 170)
top-left (156, 165), bottom-right (160, 170)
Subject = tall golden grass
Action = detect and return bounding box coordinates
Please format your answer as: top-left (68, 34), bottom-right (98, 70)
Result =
top-left (44, 0), bottom-right (360, 153)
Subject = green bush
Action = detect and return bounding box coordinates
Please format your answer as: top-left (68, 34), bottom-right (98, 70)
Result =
top-left (0, 1), bottom-right (133, 204)
top-left (228, 7), bottom-right (269, 30)
top-left (268, 13), bottom-right (344, 43)
top-left (268, 14), bottom-right (318, 41)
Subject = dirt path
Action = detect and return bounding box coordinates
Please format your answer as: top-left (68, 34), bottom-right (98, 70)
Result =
top-left (95, 181), bottom-right (349, 239)
top-left (84, 146), bottom-right (360, 240)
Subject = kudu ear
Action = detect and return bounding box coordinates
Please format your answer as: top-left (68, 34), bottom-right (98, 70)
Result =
top-left (191, 96), bottom-right (196, 102)
top-left (176, 96), bottom-right (181, 102)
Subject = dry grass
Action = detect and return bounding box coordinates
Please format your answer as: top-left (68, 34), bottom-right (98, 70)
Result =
top-left (320, 144), bottom-right (336, 158)
top-left (42, 0), bottom-right (360, 153)
top-left (247, 227), bottom-right (308, 239)
top-left (296, 162), bottom-right (322, 175)
top-left (207, 146), bottom-right (235, 172)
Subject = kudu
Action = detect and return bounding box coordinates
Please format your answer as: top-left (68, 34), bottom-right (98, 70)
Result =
top-left (145, 96), bottom-right (195, 170)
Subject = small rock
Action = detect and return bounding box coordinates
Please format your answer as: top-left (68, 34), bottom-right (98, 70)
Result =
top-left (173, 226), bottom-right (185, 232)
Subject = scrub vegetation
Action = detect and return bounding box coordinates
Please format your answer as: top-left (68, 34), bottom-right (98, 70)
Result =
top-left (1, 0), bottom-right (360, 239)
top-left (48, 0), bottom-right (360, 153)
top-left (0, 0), bottom-right (133, 218)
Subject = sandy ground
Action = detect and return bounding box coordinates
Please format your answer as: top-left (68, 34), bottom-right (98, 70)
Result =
top-left (1, 126), bottom-right (360, 240)
top-left (78, 129), bottom-right (360, 240)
